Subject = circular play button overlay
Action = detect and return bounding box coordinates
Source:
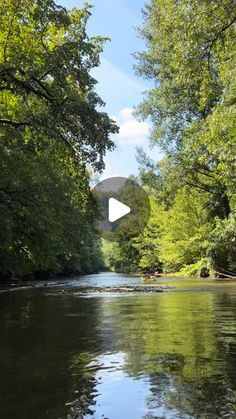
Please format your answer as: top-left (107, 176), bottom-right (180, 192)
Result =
top-left (91, 177), bottom-right (150, 241)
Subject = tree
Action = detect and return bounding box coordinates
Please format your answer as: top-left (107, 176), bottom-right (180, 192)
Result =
top-left (133, 197), bottom-right (162, 271)
top-left (126, 0), bottom-right (236, 275)
top-left (0, 0), bottom-right (118, 278)
top-left (159, 188), bottom-right (212, 272)
top-left (0, 0), bottom-right (118, 170)
top-left (135, 0), bottom-right (236, 215)
top-left (208, 215), bottom-right (236, 273)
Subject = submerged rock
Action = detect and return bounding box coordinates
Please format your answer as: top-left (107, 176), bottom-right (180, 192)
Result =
top-left (60, 285), bottom-right (175, 295)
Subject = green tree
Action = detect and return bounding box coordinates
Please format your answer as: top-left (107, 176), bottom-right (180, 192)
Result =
top-left (135, 0), bottom-right (236, 216)
top-left (208, 215), bottom-right (236, 273)
top-left (0, 0), bottom-right (118, 278)
top-left (159, 188), bottom-right (212, 272)
top-left (132, 0), bottom-right (236, 274)
top-left (133, 197), bottom-right (162, 271)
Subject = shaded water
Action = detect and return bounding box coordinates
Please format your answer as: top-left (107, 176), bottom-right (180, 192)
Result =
top-left (0, 273), bottom-right (236, 418)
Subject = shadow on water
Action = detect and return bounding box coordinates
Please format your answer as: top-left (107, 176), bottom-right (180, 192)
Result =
top-left (0, 273), bottom-right (236, 418)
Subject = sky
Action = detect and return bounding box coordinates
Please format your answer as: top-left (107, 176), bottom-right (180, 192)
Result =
top-left (59, 0), bottom-right (162, 180)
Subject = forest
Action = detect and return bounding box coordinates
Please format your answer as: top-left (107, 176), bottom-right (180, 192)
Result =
top-left (1, 0), bottom-right (236, 279)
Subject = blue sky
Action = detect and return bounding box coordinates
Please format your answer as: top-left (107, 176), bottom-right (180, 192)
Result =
top-left (59, 0), bottom-right (162, 179)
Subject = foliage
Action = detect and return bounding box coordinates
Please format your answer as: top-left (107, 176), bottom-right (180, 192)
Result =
top-left (0, 0), bottom-right (117, 170)
top-left (102, 240), bottom-right (123, 272)
top-left (135, 0), bottom-right (236, 199)
top-left (0, 0), bottom-right (118, 278)
top-left (108, 0), bottom-right (236, 275)
top-left (179, 258), bottom-right (210, 278)
top-left (131, 0), bottom-right (236, 275)
top-left (158, 188), bottom-right (212, 273)
top-left (133, 196), bottom-right (162, 271)
top-left (208, 214), bottom-right (236, 273)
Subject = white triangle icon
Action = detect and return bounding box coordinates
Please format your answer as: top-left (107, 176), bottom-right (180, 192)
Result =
top-left (108, 198), bottom-right (131, 223)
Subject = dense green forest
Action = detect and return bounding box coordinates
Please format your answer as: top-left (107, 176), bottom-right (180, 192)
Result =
top-left (0, 0), bottom-right (117, 279)
top-left (104, 0), bottom-right (236, 277)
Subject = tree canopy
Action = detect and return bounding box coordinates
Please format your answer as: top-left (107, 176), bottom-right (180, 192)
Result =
top-left (0, 0), bottom-right (118, 279)
top-left (103, 0), bottom-right (236, 276)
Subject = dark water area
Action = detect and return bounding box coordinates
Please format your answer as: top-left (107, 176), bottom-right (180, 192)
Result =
top-left (0, 273), bottom-right (236, 418)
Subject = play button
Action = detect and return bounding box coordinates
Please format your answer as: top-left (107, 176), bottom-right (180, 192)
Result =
top-left (109, 198), bottom-right (131, 222)
top-left (92, 177), bottom-right (150, 241)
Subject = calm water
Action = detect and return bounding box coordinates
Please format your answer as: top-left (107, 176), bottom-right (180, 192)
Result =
top-left (0, 273), bottom-right (236, 419)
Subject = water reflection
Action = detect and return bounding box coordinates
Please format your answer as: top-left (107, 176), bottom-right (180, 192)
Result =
top-left (0, 278), bottom-right (235, 418)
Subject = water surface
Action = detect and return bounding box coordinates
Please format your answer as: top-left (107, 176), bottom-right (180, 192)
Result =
top-left (0, 273), bottom-right (236, 418)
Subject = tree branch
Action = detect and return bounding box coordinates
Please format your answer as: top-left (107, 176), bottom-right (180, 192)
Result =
top-left (208, 15), bottom-right (236, 51)
top-left (0, 119), bottom-right (29, 127)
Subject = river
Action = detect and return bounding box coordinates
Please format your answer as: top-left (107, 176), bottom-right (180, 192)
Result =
top-left (0, 272), bottom-right (236, 418)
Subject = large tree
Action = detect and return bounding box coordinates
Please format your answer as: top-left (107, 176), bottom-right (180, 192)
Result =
top-left (0, 0), bottom-right (117, 169)
top-left (0, 0), bottom-right (118, 278)
top-left (135, 0), bottom-right (236, 215)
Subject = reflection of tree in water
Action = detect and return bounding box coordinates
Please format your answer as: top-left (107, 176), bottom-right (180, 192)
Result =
top-left (101, 291), bottom-right (236, 417)
top-left (163, 374), bottom-right (236, 418)
top-left (66, 300), bottom-right (119, 418)
top-left (66, 360), bottom-right (98, 419)
top-left (0, 290), bottom-right (104, 419)
top-left (1, 287), bottom-right (236, 418)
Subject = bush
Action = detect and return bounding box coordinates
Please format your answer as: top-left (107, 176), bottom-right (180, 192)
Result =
top-left (179, 258), bottom-right (210, 278)
top-left (207, 215), bottom-right (236, 274)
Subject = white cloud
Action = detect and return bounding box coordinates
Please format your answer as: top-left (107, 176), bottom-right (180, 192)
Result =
top-left (114, 107), bottom-right (150, 146)
top-left (91, 58), bottom-right (150, 147)
top-left (119, 119), bottom-right (149, 145)
top-left (119, 107), bottom-right (134, 120)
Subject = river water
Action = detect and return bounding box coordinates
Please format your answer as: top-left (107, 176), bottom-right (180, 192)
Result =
top-left (0, 272), bottom-right (236, 419)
